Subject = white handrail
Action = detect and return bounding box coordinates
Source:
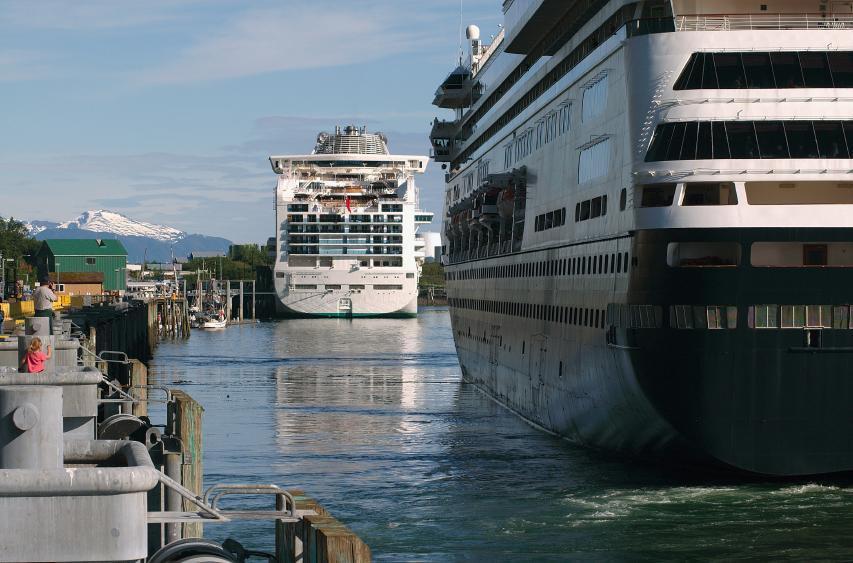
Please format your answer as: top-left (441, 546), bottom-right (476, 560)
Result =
top-left (676, 13), bottom-right (853, 31)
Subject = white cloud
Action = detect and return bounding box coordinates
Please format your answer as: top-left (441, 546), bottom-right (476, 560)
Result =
top-left (136, 3), bottom-right (441, 84)
top-left (0, 0), bottom-right (194, 30)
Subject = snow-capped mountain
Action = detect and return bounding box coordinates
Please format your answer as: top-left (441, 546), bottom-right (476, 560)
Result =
top-left (25, 210), bottom-right (232, 263)
top-left (23, 220), bottom-right (59, 236)
top-left (56, 210), bottom-right (185, 242)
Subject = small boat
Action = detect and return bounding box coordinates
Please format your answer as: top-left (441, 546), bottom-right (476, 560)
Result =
top-left (200, 317), bottom-right (227, 329)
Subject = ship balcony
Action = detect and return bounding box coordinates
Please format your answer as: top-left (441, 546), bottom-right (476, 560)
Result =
top-left (432, 80), bottom-right (483, 109)
top-left (286, 245), bottom-right (404, 256)
top-left (415, 213), bottom-right (434, 224)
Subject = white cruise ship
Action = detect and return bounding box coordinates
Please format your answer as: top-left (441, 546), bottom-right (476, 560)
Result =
top-left (431, 1), bottom-right (853, 476)
top-left (269, 126), bottom-right (432, 317)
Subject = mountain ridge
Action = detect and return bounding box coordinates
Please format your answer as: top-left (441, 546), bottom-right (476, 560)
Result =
top-left (24, 210), bottom-right (232, 263)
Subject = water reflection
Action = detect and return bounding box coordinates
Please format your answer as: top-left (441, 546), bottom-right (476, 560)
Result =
top-left (148, 308), bottom-right (853, 561)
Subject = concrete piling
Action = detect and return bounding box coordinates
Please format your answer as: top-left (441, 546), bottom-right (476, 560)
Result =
top-left (0, 385), bottom-right (63, 469)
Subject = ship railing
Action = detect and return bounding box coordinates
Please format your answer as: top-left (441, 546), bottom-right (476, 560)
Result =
top-left (675, 13), bottom-right (853, 31)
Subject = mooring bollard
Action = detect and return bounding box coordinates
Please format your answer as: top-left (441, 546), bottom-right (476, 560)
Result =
top-left (0, 385), bottom-right (63, 469)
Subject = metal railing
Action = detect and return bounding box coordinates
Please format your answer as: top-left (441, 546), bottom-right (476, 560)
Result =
top-left (676, 13), bottom-right (853, 31)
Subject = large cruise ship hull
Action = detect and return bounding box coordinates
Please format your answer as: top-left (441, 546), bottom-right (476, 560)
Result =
top-left (274, 279), bottom-right (418, 318)
top-left (450, 228), bottom-right (853, 476)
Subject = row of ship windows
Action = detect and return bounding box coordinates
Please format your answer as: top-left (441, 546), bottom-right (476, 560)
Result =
top-left (447, 252), bottom-right (633, 281)
top-left (534, 194), bottom-right (611, 233)
top-left (291, 284), bottom-right (404, 291)
top-left (451, 302), bottom-right (853, 331)
top-left (286, 214), bottom-right (404, 223)
top-left (674, 52), bottom-right (853, 91)
top-left (534, 208), bottom-right (567, 232)
top-left (645, 120), bottom-right (853, 162)
top-left (285, 203), bottom-right (404, 213)
top-left (449, 297), bottom-right (608, 330)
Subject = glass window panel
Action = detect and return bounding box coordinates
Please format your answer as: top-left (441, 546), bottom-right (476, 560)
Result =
top-left (712, 122), bottom-right (731, 159)
top-left (755, 121), bottom-right (789, 158)
top-left (693, 306), bottom-right (708, 329)
top-left (707, 307), bottom-right (722, 329)
top-left (726, 306), bottom-right (738, 329)
top-left (680, 122), bottom-right (699, 160)
top-left (696, 122), bottom-right (713, 159)
top-left (645, 124), bottom-right (674, 162)
top-left (832, 306), bottom-right (848, 329)
top-left (726, 122), bottom-right (759, 158)
top-left (580, 200), bottom-right (591, 220)
top-left (713, 53), bottom-right (747, 88)
top-left (828, 52), bottom-right (853, 87)
top-left (800, 52), bottom-right (834, 87)
top-left (781, 305), bottom-right (794, 328)
top-left (666, 122), bottom-right (688, 161)
top-left (702, 52), bottom-right (719, 88)
top-left (806, 305), bottom-right (821, 327)
top-left (675, 53), bottom-right (703, 90)
top-left (591, 197), bottom-right (602, 217)
top-left (784, 122), bottom-right (819, 158)
top-left (814, 121), bottom-right (849, 158)
top-left (766, 305), bottom-right (778, 328)
top-left (794, 305), bottom-right (806, 328)
top-left (770, 52), bottom-right (805, 88)
top-left (844, 123), bottom-right (853, 157)
top-left (743, 53), bottom-right (775, 88)
top-left (820, 305), bottom-right (832, 328)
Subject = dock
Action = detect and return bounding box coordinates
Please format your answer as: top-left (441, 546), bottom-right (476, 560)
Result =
top-left (0, 302), bottom-right (372, 562)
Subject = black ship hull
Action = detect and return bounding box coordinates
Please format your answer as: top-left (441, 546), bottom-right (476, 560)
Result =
top-left (449, 228), bottom-right (853, 476)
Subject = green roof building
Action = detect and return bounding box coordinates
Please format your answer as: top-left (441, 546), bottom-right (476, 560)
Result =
top-left (35, 239), bottom-right (128, 292)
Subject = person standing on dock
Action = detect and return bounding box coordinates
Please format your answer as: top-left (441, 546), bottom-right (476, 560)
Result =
top-left (33, 276), bottom-right (58, 322)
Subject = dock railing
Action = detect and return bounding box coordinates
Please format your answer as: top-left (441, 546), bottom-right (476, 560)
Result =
top-left (675, 13), bottom-right (853, 31)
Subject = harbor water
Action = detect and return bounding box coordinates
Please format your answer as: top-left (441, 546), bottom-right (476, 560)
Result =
top-left (149, 307), bottom-right (853, 561)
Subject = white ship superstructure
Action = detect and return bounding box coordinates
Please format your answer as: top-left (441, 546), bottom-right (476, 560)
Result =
top-left (270, 126), bottom-right (431, 317)
top-left (432, 1), bottom-right (853, 475)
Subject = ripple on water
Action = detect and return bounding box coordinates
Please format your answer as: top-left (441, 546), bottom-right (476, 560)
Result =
top-left (148, 314), bottom-right (853, 561)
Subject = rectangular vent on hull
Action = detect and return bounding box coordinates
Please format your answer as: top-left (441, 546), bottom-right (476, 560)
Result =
top-left (746, 182), bottom-right (853, 205)
top-left (751, 242), bottom-right (853, 267)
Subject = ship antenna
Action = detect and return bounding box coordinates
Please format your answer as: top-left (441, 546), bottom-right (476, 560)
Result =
top-left (458, 0), bottom-right (464, 65)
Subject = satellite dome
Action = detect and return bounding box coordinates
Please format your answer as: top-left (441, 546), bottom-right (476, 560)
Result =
top-left (466, 25), bottom-right (480, 41)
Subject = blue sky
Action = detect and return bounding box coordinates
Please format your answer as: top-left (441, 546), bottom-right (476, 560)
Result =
top-left (0, 0), bottom-right (502, 242)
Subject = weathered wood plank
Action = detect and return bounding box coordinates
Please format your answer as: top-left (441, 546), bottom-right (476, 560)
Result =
top-left (167, 389), bottom-right (204, 539)
top-left (129, 359), bottom-right (148, 418)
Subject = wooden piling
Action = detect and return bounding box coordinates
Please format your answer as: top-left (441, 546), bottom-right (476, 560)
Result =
top-left (167, 390), bottom-right (204, 538)
top-left (129, 359), bottom-right (148, 418)
top-left (304, 514), bottom-right (371, 563)
top-left (276, 491), bottom-right (370, 563)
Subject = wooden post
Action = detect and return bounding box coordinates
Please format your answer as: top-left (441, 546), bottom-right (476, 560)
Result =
top-left (167, 390), bottom-right (204, 538)
top-left (251, 280), bottom-right (256, 320)
top-left (225, 281), bottom-right (231, 321)
top-left (276, 492), bottom-right (370, 563)
top-left (129, 359), bottom-right (148, 418)
top-left (303, 514), bottom-right (371, 563)
top-left (239, 281), bottom-right (244, 323)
